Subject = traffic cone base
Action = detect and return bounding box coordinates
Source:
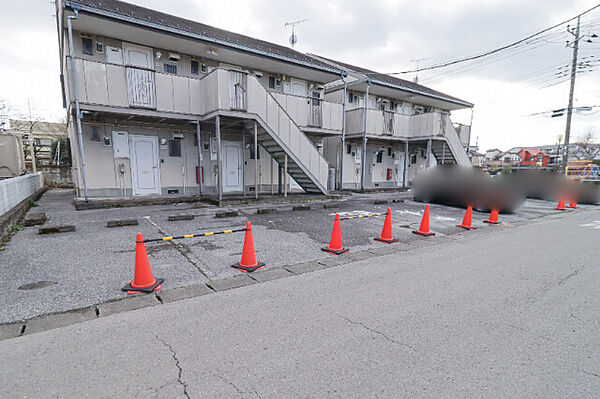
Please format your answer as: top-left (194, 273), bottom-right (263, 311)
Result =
top-left (412, 230), bottom-right (435, 237)
top-left (232, 262), bottom-right (265, 273)
top-left (483, 219), bottom-right (500, 225)
top-left (374, 237), bottom-right (398, 244)
top-left (568, 202), bottom-right (577, 209)
top-left (321, 247), bottom-right (349, 255)
top-left (122, 280), bottom-right (163, 295)
top-left (556, 200), bottom-right (566, 211)
top-left (456, 224), bottom-right (476, 230)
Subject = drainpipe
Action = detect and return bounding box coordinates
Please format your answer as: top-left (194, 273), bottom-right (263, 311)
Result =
top-left (195, 121), bottom-right (202, 196)
top-left (360, 80), bottom-right (370, 191)
top-left (67, 8), bottom-right (89, 201)
top-left (338, 72), bottom-right (347, 191)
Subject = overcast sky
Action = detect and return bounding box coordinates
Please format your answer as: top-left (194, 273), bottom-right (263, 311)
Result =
top-left (0, 0), bottom-right (599, 151)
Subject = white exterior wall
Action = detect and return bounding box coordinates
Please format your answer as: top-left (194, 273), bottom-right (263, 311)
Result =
top-left (0, 173), bottom-right (44, 216)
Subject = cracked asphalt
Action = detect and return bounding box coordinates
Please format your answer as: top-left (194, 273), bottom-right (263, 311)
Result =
top-left (0, 206), bottom-right (599, 397)
top-left (0, 189), bottom-right (593, 323)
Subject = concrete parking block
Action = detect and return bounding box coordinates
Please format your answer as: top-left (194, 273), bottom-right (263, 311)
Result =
top-left (293, 205), bottom-right (311, 211)
top-left (158, 283), bottom-right (212, 303)
top-left (285, 261), bottom-right (325, 275)
top-left (0, 322), bottom-right (24, 340)
top-left (167, 214), bottom-right (195, 221)
top-left (38, 225), bottom-right (75, 234)
top-left (207, 274), bottom-right (256, 291)
top-left (23, 212), bottom-right (46, 226)
top-left (256, 208), bottom-right (277, 215)
top-left (24, 307), bottom-right (97, 335)
top-left (215, 210), bottom-right (239, 218)
top-left (250, 267), bottom-right (293, 282)
top-left (106, 219), bottom-right (139, 228)
top-left (97, 294), bottom-right (160, 317)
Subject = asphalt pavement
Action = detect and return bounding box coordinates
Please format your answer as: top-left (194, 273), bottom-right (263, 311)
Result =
top-left (1, 205), bottom-right (599, 397)
top-left (0, 189), bottom-right (592, 325)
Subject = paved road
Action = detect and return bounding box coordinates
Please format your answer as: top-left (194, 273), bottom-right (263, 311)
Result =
top-left (0, 189), bottom-right (574, 323)
top-left (1, 206), bottom-right (598, 397)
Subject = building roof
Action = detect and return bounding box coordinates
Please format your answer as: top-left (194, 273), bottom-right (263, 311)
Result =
top-left (520, 148), bottom-right (547, 156)
top-left (311, 55), bottom-right (473, 108)
top-left (65, 0), bottom-right (342, 75)
top-left (8, 120), bottom-right (67, 138)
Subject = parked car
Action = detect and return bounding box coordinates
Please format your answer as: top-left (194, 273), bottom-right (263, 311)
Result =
top-left (412, 166), bottom-right (525, 213)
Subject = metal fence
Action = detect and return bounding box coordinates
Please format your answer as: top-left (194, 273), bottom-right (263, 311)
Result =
top-left (0, 173), bottom-right (44, 216)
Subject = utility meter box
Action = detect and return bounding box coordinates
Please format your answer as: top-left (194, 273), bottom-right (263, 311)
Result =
top-left (112, 131), bottom-right (129, 158)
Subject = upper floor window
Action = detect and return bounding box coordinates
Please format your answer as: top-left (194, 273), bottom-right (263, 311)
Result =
top-left (82, 37), bottom-right (93, 55)
top-left (164, 64), bottom-right (177, 74)
top-left (268, 76), bottom-right (276, 89)
top-left (169, 139), bottom-right (181, 157)
top-left (191, 60), bottom-right (199, 75)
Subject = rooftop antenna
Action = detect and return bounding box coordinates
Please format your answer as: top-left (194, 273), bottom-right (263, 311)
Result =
top-left (285, 19), bottom-right (307, 48)
top-left (410, 58), bottom-right (430, 83)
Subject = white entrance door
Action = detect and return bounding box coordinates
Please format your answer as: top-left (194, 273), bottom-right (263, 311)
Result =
top-left (130, 135), bottom-right (161, 196)
top-left (122, 43), bottom-right (154, 68)
top-left (222, 141), bottom-right (242, 193)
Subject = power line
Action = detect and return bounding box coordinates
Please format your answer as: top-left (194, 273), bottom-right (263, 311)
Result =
top-left (372, 3), bottom-right (600, 75)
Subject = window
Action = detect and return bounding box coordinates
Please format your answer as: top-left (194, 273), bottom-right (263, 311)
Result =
top-left (90, 127), bottom-right (100, 142)
top-left (164, 64), bottom-right (177, 74)
top-left (410, 154), bottom-right (417, 164)
top-left (250, 144), bottom-right (260, 160)
top-left (201, 64), bottom-right (207, 73)
top-left (348, 93), bottom-right (353, 103)
top-left (169, 139), bottom-right (181, 157)
top-left (347, 144), bottom-right (352, 154)
top-left (95, 42), bottom-right (104, 53)
top-left (191, 60), bottom-right (199, 75)
top-left (387, 147), bottom-right (392, 156)
top-left (268, 76), bottom-right (276, 89)
top-left (82, 37), bottom-right (93, 55)
top-left (376, 151), bottom-right (383, 163)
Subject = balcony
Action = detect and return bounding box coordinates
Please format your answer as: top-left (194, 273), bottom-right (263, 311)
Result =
top-left (68, 57), bottom-right (342, 134)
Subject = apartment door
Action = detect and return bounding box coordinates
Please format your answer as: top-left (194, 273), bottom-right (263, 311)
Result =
top-left (364, 149), bottom-right (375, 187)
top-left (123, 43), bottom-right (156, 108)
top-left (309, 91), bottom-right (322, 127)
top-left (130, 135), bottom-right (161, 196)
top-left (222, 141), bottom-right (243, 193)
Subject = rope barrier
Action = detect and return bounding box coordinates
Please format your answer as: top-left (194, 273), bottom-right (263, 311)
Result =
top-left (139, 227), bottom-right (248, 243)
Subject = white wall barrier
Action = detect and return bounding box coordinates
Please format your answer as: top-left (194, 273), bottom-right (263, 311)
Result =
top-left (0, 173), bottom-right (45, 217)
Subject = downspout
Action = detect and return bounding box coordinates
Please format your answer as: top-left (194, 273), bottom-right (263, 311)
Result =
top-left (338, 72), bottom-right (347, 191)
top-left (360, 80), bottom-right (370, 191)
top-left (67, 8), bottom-right (89, 201)
top-left (194, 121), bottom-right (202, 196)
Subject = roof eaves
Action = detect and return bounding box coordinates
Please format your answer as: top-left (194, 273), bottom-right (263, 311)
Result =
top-left (65, 1), bottom-right (343, 77)
top-left (369, 78), bottom-right (474, 109)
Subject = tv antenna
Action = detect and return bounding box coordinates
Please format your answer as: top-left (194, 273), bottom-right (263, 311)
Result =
top-left (285, 19), bottom-right (307, 48)
top-left (410, 58), bottom-right (430, 83)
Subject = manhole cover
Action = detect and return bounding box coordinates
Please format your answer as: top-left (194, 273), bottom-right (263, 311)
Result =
top-left (18, 281), bottom-right (58, 290)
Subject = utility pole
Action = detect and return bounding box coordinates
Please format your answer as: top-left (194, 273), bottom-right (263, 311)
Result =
top-left (561, 16), bottom-right (580, 173)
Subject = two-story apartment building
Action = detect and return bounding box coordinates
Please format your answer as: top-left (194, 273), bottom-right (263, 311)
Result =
top-left (56, 0), bottom-right (472, 201)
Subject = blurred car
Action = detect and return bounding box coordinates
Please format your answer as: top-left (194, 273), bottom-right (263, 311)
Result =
top-left (411, 166), bottom-right (525, 213)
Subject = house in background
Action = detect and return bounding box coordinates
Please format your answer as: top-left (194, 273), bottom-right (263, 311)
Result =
top-left (518, 148), bottom-right (549, 167)
top-left (56, 0), bottom-right (473, 202)
top-left (6, 120), bottom-right (68, 168)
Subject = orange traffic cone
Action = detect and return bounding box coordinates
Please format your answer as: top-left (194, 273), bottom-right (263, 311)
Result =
top-left (413, 204), bottom-right (435, 237)
top-left (122, 233), bottom-right (163, 294)
top-left (322, 213), bottom-right (349, 254)
top-left (232, 222), bottom-right (265, 272)
top-left (483, 209), bottom-right (500, 224)
top-left (375, 208), bottom-right (397, 244)
top-left (457, 206), bottom-right (476, 230)
top-left (568, 201), bottom-right (577, 209)
top-left (556, 200), bottom-right (566, 211)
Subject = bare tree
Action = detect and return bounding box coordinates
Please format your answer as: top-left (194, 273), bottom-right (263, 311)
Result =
top-left (574, 127), bottom-right (599, 160)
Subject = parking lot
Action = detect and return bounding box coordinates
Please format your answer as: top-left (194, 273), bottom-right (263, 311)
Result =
top-left (0, 189), bottom-right (591, 325)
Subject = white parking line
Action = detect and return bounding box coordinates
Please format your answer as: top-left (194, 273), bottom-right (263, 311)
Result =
top-left (580, 221), bottom-right (600, 229)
